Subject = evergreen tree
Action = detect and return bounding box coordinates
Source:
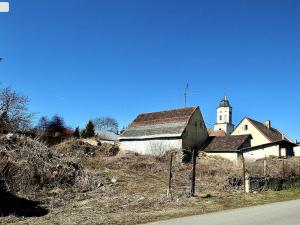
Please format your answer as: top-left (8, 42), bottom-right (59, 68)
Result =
top-left (73, 126), bottom-right (80, 138)
top-left (48, 114), bottom-right (65, 135)
top-left (0, 111), bottom-right (10, 134)
top-left (120, 126), bottom-right (126, 134)
top-left (37, 116), bottom-right (49, 133)
top-left (84, 120), bottom-right (95, 138)
top-left (81, 129), bottom-right (87, 138)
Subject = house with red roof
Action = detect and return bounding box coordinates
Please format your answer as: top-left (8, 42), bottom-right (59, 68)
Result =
top-left (231, 117), bottom-right (297, 160)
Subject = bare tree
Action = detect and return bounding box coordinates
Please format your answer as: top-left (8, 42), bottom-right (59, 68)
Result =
top-left (93, 117), bottom-right (119, 134)
top-left (0, 87), bottom-right (33, 133)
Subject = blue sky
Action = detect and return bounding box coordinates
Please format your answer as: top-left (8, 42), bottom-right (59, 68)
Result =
top-left (0, 0), bottom-right (299, 140)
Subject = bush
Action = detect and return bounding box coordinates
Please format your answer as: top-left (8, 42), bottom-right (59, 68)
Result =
top-left (0, 134), bottom-right (109, 193)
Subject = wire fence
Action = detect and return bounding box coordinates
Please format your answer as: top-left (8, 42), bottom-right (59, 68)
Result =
top-left (165, 152), bottom-right (300, 197)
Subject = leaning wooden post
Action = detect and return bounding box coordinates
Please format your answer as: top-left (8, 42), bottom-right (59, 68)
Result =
top-left (191, 149), bottom-right (197, 197)
top-left (167, 152), bottom-right (173, 198)
top-left (242, 153), bottom-right (246, 193)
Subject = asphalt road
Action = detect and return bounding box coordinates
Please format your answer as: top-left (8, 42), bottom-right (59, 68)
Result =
top-left (145, 199), bottom-right (300, 225)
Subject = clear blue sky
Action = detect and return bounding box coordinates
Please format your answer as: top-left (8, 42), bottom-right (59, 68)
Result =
top-left (0, 0), bottom-right (299, 140)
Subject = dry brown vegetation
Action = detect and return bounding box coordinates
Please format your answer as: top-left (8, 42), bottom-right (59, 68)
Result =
top-left (1, 135), bottom-right (300, 225)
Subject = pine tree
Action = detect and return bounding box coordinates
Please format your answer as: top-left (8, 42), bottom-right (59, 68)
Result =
top-left (120, 126), bottom-right (126, 134)
top-left (84, 120), bottom-right (95, 138)
top-left (73, 127), bottom-right (80, 138)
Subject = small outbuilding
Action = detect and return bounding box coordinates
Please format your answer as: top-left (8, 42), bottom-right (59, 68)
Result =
top-left (202, 135), bottom-right (252, 161)
top-left (118, 107), bottom-right (208, 155)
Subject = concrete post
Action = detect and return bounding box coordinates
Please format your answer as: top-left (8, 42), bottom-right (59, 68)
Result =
top-left (263, 157), bottom-right (267, 177)
top-left (245, 174), bottom-right (250, 193)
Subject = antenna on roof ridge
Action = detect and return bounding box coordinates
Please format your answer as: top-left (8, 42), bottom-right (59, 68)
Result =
top-left (184, 83), bottom-right (188, 107)
top-left (182, 83), bottom-right (200, 107)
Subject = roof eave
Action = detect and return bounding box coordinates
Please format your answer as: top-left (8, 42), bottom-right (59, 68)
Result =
top-left (119, 133), bottom-right (182, 140)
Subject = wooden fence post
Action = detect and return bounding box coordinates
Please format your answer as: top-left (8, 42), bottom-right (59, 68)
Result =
top-left (191, 149), bottom-right (196, 197)
top-left (282, 158), bottom-right (285, 178)
top-left (167, 152), bottom-right (173, 198)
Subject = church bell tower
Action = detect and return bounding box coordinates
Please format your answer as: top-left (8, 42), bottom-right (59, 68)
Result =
top-left (214, 95), bottom-right (234, 134)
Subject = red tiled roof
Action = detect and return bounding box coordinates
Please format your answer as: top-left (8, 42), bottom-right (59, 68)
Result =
top-left (208, 130), bottom-right (227, 137)
top-left (203, 135), bottom-right (252, 152)
top-left (247, 118), bottom-right (285, 142)
top-left (130, 107), bottom-right (197, 127)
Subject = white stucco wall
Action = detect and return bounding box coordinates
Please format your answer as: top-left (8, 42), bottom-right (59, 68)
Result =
top-left (294, 146), bottom-right (300, 156)
top-left (214, 123), bottom-right (234, 134)
top-left (214, 105), bottom-right (234, 134)
top-left (243, 145), bottom-right (281, 161)
top-left (119, 139), bottom-right (182, 155)
top-left (206, 145), bottom-right (282, 162)
top-left (216, 106), bottom-right (232, 124)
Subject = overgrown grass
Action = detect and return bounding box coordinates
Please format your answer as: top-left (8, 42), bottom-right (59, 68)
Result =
top-left (3, 146), bottom-right (300, 225)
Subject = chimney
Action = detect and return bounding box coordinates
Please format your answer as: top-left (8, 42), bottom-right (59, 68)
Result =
top-left (264, 120), bottom-right (271, 129)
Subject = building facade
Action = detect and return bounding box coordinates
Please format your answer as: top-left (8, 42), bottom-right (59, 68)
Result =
top-left (231, 117), bottom-right (295, 160)
top-left (214, 96), bottom-right (234, 135)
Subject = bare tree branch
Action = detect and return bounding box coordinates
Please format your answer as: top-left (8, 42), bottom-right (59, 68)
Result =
top-left (93, 117), bottom-right (119, 134)
top-left (0, 87), bottom-right (33, 133)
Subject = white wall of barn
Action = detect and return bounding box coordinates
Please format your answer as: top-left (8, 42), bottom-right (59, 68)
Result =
top-left (243, 145), bottom-right (282, 160)
top-left (119, 139), bottom-right (182, 155)
top-left (206, 145), bottom-right (283, 162)
top-left (294, 146), bottom-right (300, 156)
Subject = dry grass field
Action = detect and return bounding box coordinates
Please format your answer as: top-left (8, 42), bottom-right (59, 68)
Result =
top-left (1, 135), bottom-right (300, 225)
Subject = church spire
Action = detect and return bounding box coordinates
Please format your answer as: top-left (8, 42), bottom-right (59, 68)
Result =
top-left (218, 95), bottom-right (231, 108)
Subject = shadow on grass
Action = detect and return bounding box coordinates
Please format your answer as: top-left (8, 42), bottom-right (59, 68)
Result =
top-left (0, 190), bottom-right (48, 217)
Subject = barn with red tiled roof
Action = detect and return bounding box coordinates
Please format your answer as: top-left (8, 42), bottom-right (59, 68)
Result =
top-left (119, 106), bottom-right (208, 155)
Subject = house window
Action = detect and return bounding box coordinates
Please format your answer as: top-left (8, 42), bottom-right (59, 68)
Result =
top-left (244, 125), bottom-right (248, 130)
top-left (219, 115), bottom-right (222, 121)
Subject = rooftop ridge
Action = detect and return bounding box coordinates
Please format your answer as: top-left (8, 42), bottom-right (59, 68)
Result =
top-left (138, 106), bottom-right (197, 115)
